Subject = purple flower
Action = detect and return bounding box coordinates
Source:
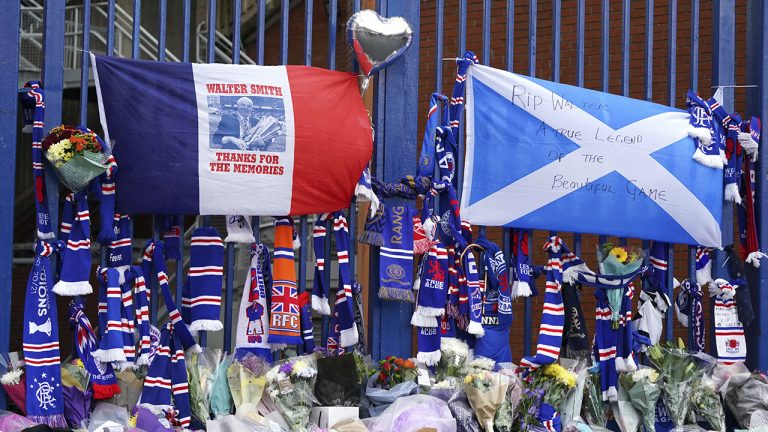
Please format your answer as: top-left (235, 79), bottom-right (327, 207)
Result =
top-left (279, 362), bottom-right (293, 375)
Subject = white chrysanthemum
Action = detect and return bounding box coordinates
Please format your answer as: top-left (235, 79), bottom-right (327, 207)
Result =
top-left (0, 369), bottom-right (23, 385)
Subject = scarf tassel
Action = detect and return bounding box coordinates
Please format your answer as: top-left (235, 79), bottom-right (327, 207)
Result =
top-left (357, 230), bottom-right (384, 246)
top-left (511, 280), bottom-right (532, 298)
top-left (746, 251), bottom-right (768, 268)
top-left (377, 286), bottom-right (415, 302)
top-left (416, 349), bottom-right (441, 367)
top-left (410, 312), bottom-right (438, 327)
top-left (28, 415), bottom-right (67, 429)
top-left (466, 320), bottom-right (485, 336)
top-left (311, 295), bottom-right (331, 316)
top-left (725, 182), bottom-right (742, 204)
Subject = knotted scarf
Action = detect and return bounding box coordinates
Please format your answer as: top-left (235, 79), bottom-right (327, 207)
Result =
top-left (161, 215), bottom-right (183, 260)
top-left (235, 243), bottom-right (272, 361)
top-left (93, 267), bottom-right (127, 364)
top-left (724, 113), bottom-right (744, 203)
top-left (53, 192), bottom-right (93, 296)
top-left (68, 299), bottom-right (119, 399)
top-left (24, 81), bottom-right (55, 240)
top-left (674, 279), bottom-right (705, 352)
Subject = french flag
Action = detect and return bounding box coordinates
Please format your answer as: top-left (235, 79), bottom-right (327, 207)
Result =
top-left (91, 54), bottom-right (372, 215)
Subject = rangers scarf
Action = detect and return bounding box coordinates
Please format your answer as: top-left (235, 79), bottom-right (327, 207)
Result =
top-left (161, 215), bottom-right (183, 260)
top-left (329, 212), bottom-right (358, 348)
top-left (311, 214), bottom-right (331, 315)
top-left (298, 291), bottom-right (316, 354)
top-left (411, 242), bottom-right (449, 327)
top-left (268, 217), bottom-right (302, 347)
top-left (511, 229), bottom-right (535, 298)
top-left (23, 81), bottom-right (55, 240)
top-left (93, 267), bottom-right (127, 364)
top-left (695, 246), bottom-right (714, 287)
top-left (68, 298), bottom-right (119, 399)
top-left (235, 243), bottom-right (272, 361)
top-left (712, 279), bottom-right (747, 364)
top-left (377, 204), bottom-right (416, 302)
top-left (94, 152), bottom-right (118, 244)
top-left (182, 227), bottom-right (225, 331)
top-left (418, 92), bottom-right (449, 179)
top-left (140, 324), bottom-right (192, 428)
top-left (53, 192), bottom-right (93, 296)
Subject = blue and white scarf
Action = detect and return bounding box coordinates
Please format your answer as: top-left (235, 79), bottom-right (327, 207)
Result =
top-left (675, 279), bottom-right (705, 352)
top-left (378, 204), bottom-right (415, 302)
top-left (712, 279), bottom-right (746, 364)
top-left (418, 93), bottom-right (449, 179)
top-left (411, 242), bottom-right (449, 327)
top-left (511, 229), bottom-right (535, 298)
top-left (24, 81), bottom-right (55, 240)
top-left (161, 215), bottom-right (183, 260)
top-left (417, 326), bottom-right (441, 366)
top-left (23, 241), bottom-right (66, 427)
top-left (93, 267), bottom-right (128, 364)
top-left (140, 324), bottom-right (192, 428)
top-left (723, 112), bottom-right (744, 203)
top-left (94, 153), bottom-right (118, 244)
top-left (473, 237), bottom-right (514, 365)
top-left (235, 243), bottom-right (272, 361)
top-left (449, 51), bottom-right (479, 184)
top-left (53, 192), bottom-right (93, 296)
top-left (311, 214), bottom-right (331, 315)
top-left (538, 402), bottom-right (562, 432)
top-left (707, 95), bottom-right (735, 166)
top-left (298, 291), bottom-right (316, 354)
top-left (131, 266), bottom-right (152, 366)
top-left (695, 246), bottom-right (714, 287)
top-left (68, 298), bottom-right (119, 400)
top-left (329, 212), bottom-right (359, 349)
top-left (108, 214), bottom-right (132, 272)
top-left (461, 246), bottom-right (485, 337)
top-left (686, 91), bottom-right (721, 168)
top-left (182, 227), bottom-right (224, 331)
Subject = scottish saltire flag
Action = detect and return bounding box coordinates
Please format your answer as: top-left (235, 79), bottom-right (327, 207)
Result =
top-left (461, 65), bottom-right (723, 247)
top-left (91, 54), bottom-right (372, 215)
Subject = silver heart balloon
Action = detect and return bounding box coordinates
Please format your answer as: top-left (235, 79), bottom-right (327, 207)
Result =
top-left (346, 10), bottom-right (413, 78)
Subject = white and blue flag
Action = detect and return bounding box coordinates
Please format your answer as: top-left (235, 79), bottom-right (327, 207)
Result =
top-left (460, 65), bottom-right (722, 247)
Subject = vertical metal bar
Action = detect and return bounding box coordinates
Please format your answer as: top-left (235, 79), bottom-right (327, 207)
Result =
top-left (436, 0), bottom-right (444, 93)
top-left (601, 0), bottom-right (609, 91)
top-left (552, 0), bottom-right (561, 82)
top-left (106, 0), bottom-right (116, 56)
top-left (305, 0), bottom-right (313, 66)
top-left (257, 0), bottom-right (266, 65)
top-left (576, 0), bottom-right (584, 87)
top-left (182, 0), bottom-right (191, 62)
top-left (0, 0), bottom-right (20, 410)
top-left (328, 0), bottom-right (337, 70)
top-left (455, 0), bottom-right (467, 197)
top-left (529, 0), bottom-right (537, 77)
top-left (459, 0), bottom-right (467, 53)
top-left (79, 0), bottom-right (91, 126)
top-left (233, 0), bottom-right (242, 65)
top-left (158, 0), bottom-right (167, 62)
top-left (280, 0), bottom-right (289, 65)
top-left (668, 0), bottom-right (677, 106)
top-left (207, 0), bottom-right (216, 63)
top-left (622, 0), bottom-right (630, 96)
top-left (645, 0), bottom-right (653, 100)
top-left (691, 0), bottom-right (700, 91)
top-left (507, 0), bottom-right (514, 72)
top-left (665, 243), bottom-right (674, 341)
top-left (483, 0), bottom-right (491, 66)
top-left (132, 0), bottom-right (142, 59)
top-left (689, 247), bottom-right (697, 350)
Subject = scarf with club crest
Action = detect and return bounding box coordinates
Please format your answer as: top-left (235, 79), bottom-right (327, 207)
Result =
top-left (418, 92), bottom-right (450, 179)
top-left (311, 213), bottom-right (331, 315)
top-left (68, 298), bottom-right (119, 399)
top-left (686, 91), bottom-right (722, 168)
top-left (24, 81), bottom-right (55, 240)
top-left (23, 240), bottom-right (66, 427)
top-left (674, 279), bottom-right (705, 352)
top-left (511, 229), bottom-right (535, 298)
top-left (377, 204), bottom-right (416, 302)
top-left (53, 191), bottom-right (93, 296)
top-left (712, 279), bottom-right (747, 365)
top-left (268, 217), bottom-right (303, 347)
top-left (473, 237), bottom-right (514, 365)
top-left (181, 227), bottom-right (224, 331)
top-left (411, 241), bottom-right (449, 328)
top-left (235, 243), bottom-right (272, 361)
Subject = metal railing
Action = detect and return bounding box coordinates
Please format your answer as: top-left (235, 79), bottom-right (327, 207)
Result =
top-left (195, 22), bottom-right (256, 65)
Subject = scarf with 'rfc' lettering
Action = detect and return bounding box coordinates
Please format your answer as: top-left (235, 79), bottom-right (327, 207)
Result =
top-left (142, 240), bottom-right (201, 354)
top-left (378, 204), bottom-right (416, 302)
top-left (68, 298), bottom-right (119, 399)
top-left (182, 227), bottom-right (224, 331)
top-left (24, 81), bottom-right (55, 240)
top-left (329, 212), bottom-right (358, 349)
top-left (235, 243), bottom-right (273, 361)
top-left (141, 324), bottom-right (192, 429)
top-left (519, 237), bottom-right (566, 373)
top-left (269, 217), bottom-right (303, 347)
top-left (411, 242), bottom-right (448, 328)
top-left (311, 214), bottom-right (331, 315)
top-left (712, 279), bottom-right (747, 365)
top-left (53, 192), bottom-right (93, 296)
top-left (24, 241), bottom-right (66, 427)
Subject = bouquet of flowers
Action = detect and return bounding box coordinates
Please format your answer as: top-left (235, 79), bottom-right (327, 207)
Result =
top-left (436, 338), bottom-right (470, 382)
top-left (597, 243), bottom-right (644, 276)
top-left (648, 340), bottom-right (714, 427)
top-left (366, 356), bottom-right (419, 417)
top-left (372, 356), bottom-right (418, 390)
top-left (227, 354), bottom-right (268, 417)
top-left (265, 356), bottom-right (317, 431)
top-left (61, 359), bottom-right (92, 429)
top-left (464, 371), bottom-right (510, 431)
top-left (0, 366), bottom-right (25, 415)
top-left (724, 371), bottom-right (768, 429)
top-left (619, 367), bottom-right (661, 432)
top-left (582, 370), bottom-right (606, 428)
top-left (689, 376), bottom-right (724, 432)
top-left (42, 125), bottom-right (109, 191)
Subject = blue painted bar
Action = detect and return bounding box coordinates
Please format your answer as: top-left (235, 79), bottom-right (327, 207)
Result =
top-left (0, 0), bottom-right (20, 410)
top-left (529, 0), bottom-right (537, 77)
top-left (576, 0), bottom-right (584, 87)
top-left (150, 219), bottom-right (160, 324)
top-left (79, 0), bottom-right (91, 125)
top-left (601, 0), bottom-right (609, 91)
top-left (182, 0), bottom-right (191, 62)
top-left (621, 0), bottom-right (630, 96)
top-left (207, 0), bottom-right (216, 63)
top-left (257, 0), bottom-right (266, 65)
top-left (507, 0), bottom-right (514, 71)
top-left (645, 0), bottom-right (653, 100)
top-left (691, 0), bottom-right (700, 91)
top-left (483, 0), bottom-right (491, 66)
top-left (370, 0), bottom-right (419, 360)
top-left (223, 242), bottom-right (234, 353)
top-left (281, 0), bottom-right (289, 65)
top-left (158, 0), bottom-right (167, 62)
top-left (455, 0), bottom-right (467, 197)
top-left (328, 0), bottom-right (338, 70)
top-left (436, 0), bottom-right (444, 93)
top-left (688, 246), bottom-right (696, 350)
top-left (552, 0), bottom-right (561, 82)
top-left (132, 0), bottom-right (142, 58)
top-left (459, 0), bottom-right (467, 53)
top-left (175, 217), bottom-right (185, 320)
top-left (106, 0), bottom-right (116, 56)
top-left (665, 243), bottom-right (674, 341)
top-left (299, 217), bottom-right (309, 294)
top-left (669, 0), bottom-right (677, 106)
top-left (233, 0), bottom-right (241, 63)
top-left (305, 0), bottom-right (313, 66)
top-left (754, 0), bottom-right (768, 370)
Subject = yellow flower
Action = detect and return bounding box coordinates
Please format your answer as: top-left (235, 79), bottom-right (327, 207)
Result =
top-left (609, 247), bottom-right (628, 263)
top-left (543, 364), bottom-right (577, 388)
top-left (292, 360), bottom-right (308, 373)
top-left (129, 414), bottom-right (137, 427)
top-left (74, 359), bottom-right (84, 368)
top-left (464, 374), bottom-right (473, 385)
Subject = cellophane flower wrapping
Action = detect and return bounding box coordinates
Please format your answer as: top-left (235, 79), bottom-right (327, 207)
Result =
top-left (582, 371), bottom-right (606, 428)
top-left (689, 377), bottom-right (724, 432)
top-left (365, 374), bottom-right (419, 417)
top-left (314, 352), bottom-right (361, 406)
top-left (0, 369), bottom-right (26, 415)
top-left (107, 368), bottom-right (143, 412)
top-left (619, 367), bottom-right (661, 432)
top-left (558, 359), bottom-right (589, 428)
top-left (494, 366), bottom-right (522, 432)
top-left (437, 338), bottom-right (470, 382)
top-left (209, 354), bottom-right (234, 418)
top-left (265, 355), bottom-right (318, 431)
top-left (0, 410), bottom-right (37, 432)
top-left (186, 348), bottom-right (221, 422)
top-left (463, 371), bottom-right (510, 431)
top-left (367, 394), bottom-right (457, 432)
top-left (724, 371), bottom-right (768, 429)
top-left (43, 125), bottom-right (109, 192)
top-left (227, 359), bottom-right (267, 416)
top-left (648, 342), bottom-right (715, 428)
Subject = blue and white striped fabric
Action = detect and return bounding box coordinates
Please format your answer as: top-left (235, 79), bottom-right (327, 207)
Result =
top-left (141, 324), bottom-right (192, 428)
top-left (330, 212), bottom-right (358, 348)
top-left (53, 192), bottom-right (93, 296)
top-left (713, 279), bottom-right (746, 365)
top-left (461, 63), bottom-right (723, 247)
top-left (235, 243), bottom-right (272, 361)
top-left (24, 81), bottom-right (55, 240)
top-left (377, 205), bottom-right (415, 302)
top-left (182, 227), bottom-right (224, 332)
top-left (93, 267), bottom-right (127, 364)
top-left (418, 93), bottom-right (449, 179)
top-left (311, 214), bottom-right (331, 315)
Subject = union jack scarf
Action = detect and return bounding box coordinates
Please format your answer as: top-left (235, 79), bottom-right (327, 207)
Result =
top-left (311, 214), bottom-right (331, 315)
top-left (23, 241), bottom-right (66, 427)
top-left (24, 81), bottom-right (55, 240)
top-left (298, 291), bottom-right (316, 354)
top-left (328, 212), bottom-right (358, 349)
top-left (53, 192), bottom-right (93, 296)
top-left (140, 324), bottom-right (192, 429)
top-left (93, 267), bottom-right (127, 364)
top-left (674, 279), bottom-right (705, 352)
top-left (235, 243), bottom-right (272, 361)
top-left (712, 279), bottom-right (747, 365)
top-left (377, 204), bottom-right (416, 302)
top-left (686, 91), bottom-right (721, 168)
top-left (511, 229), bottom-right (535, 298)
top-left (695, 247), bottom-right (714, 286)
top-left (68, 298), bottom-right (119, 399)
top-left (519, 237), bottom-right (567, 372)
top-left (411, 242), bottom-right (449, 327)
top-left (182, 227), bottom-right (224, 331)
top-left (417, 92), bottom-right (449, 179)
top-left (538, 402), bottom-right (562, 432)
top-left (268, 217), bottom-right (303, 347)
top-left (723, 112), bottom-right (744, 204)
top-left (161, 215), bottom-right (183, 260)
top-left (141, 241), bottom-right (201, 354)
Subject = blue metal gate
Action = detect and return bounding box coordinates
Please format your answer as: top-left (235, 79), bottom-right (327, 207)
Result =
top-left (1, 0), bottom-right (767, 412)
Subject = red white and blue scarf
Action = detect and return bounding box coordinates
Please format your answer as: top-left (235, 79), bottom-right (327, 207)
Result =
top-left (329, 212), bottom-right (358, 349)
top-left (311, 214), bottom-right (331, 315)
top-left (686, 91), bottom-right (722, 168)
top-left (182, 227), bottom-right (224, 331)
top-left (235, 243), bottom-right (272, 361)
top-left (712, 279), bottom-right (746, 364)
top-left (68, 298), bottom-right (120, 399)
top-left (53, 192), bottom-right (93, 296)
top-left (268, 217), bottom-right (303, 347)
top-left (24, 81), bottom-right (55, 240)
top-left (140, 324), bottom-right (192, 428)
